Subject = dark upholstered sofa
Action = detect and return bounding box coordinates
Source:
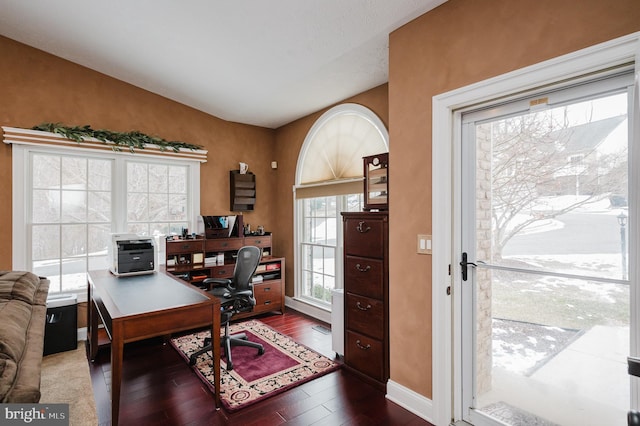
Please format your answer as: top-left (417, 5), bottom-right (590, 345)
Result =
top-left (0, 271), bottom-right (50, 403)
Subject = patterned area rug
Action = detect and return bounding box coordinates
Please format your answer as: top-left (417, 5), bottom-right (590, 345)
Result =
top-left (170, 319), bottom-right (341, 412)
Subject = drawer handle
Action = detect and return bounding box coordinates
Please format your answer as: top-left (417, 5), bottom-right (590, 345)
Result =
top-left (255, 239), bottom-right (261, 244)
top-left (356, 340), bottom-right (371, 350)
top-left (264, 287), bottom-right (271, 291)
top-left (355, 264), bottom-right (371, 272)
top-left (264, 300), bottom-right (271, 305)
top-left (356, 301), bottom-right (372, 311)
top-left (356, 221), bottom-right (371, 233)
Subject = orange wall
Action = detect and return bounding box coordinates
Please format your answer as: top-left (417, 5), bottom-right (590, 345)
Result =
top-left (0, 36), bottom-right (276, 268)
top-left (388, 0), bottom-right (640, 398)
top-left (273, 85), bottom-right (389, 295)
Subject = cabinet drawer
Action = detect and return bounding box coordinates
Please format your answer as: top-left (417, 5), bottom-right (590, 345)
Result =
top-left (209, 264), bottom-right (234, 279)
top-left (205, 238), bottom-right (244, 252)
top-left (344, 255), bottom-right (384, 299)
top-left (253, 280), bottom-right (281, 302)
top-left (166, 240), bottom-right (204, 255)
top-left (254, 280), bottom-right (281, 311)
top-left (345, 293), bottom-right (384, 340)
top-left (344, 217), bottom-right (385, 258)
top-left (244, 235), bottom-right (272, 248)
top-left (345, 330), bottom-right (384, 382)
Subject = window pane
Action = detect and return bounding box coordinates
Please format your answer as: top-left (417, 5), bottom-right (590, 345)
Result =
top-left (169, 166), bottom-right (187, 193)
top-left (32, 225), bottom-right (59, 260)
top-left (30, 152), bottom-right (114, 296)
top-left (88, 191), bottom-right (111, 222)
top-left (149, 164), bottom-right (168, 192)
top-left (88, 224), bottom-right (110, 257)
top-left (32, 154), bottom-right (60, 189)
top-left (61, 157), bottom-right (86, 187)
top-left (61, 224), bottom-right (86, 257)
top-left (127, 193), bottom-right (148, 221)
top-left (149, 193), bottom-right (168, 221)
top-left (128, 163), bottom-right (148, 192)
top-left (128, 161), bottom-right (188, 236)
top-left (298, 194), bottom-right (357, 306)
top-left (88, 159), bottom-right (111, 191)
top-left (61, 189), bottom-right (87, 222)
top-left (32, 189), bottom-right (59, 223)
top-left (169, 195), bottom-right (187, 221)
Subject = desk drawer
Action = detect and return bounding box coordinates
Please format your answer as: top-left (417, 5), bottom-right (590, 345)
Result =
top-left (344, 255), bottom-right (384, 299)
top-left (346, 293), bottom-right (384, 340)
top-left (244, 235), bottom-right (272, 248)
top-left (209, 264), bottom-right (234, 279)
top-left (205, 238), bottom-right (244, 252)
top-left (166, 240), bottom-right (204, 255)
top-left (345, 330), bottom-right (384, 382)
top-left (253, 280), bottom-right (281, 306)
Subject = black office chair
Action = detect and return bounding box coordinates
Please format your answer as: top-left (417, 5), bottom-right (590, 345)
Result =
top-left (189, 245), bottom-right (265, 370)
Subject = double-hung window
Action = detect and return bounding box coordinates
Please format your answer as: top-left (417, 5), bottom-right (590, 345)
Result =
top-left (9, 130), bottom-right (204, 301)
top-left (294, 104), bottom-right (388, 312)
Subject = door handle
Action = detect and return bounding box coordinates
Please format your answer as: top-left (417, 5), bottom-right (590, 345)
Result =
top-left (460, 252), bottom-right (477, 281)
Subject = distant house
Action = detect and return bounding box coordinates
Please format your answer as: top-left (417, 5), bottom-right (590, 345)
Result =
top-left (541, 115), bottom-right (627, 197)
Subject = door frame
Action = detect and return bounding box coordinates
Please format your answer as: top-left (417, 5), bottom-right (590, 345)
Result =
top-left (431, 32), bottom-right (640, 426)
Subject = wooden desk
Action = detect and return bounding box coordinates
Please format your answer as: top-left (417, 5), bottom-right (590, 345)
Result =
top-left (87, 270), bottom-right (221, 425)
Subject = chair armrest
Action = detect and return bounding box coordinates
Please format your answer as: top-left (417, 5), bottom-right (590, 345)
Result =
top-left (203, 278), bottom-right (231, 287)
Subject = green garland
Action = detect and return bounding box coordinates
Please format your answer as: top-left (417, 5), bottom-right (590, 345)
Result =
top-left (32, 123), bottom-right (202, 153)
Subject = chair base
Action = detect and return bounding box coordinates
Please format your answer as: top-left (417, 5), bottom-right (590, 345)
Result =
top-left (189, 332), bottom-right (264, 371)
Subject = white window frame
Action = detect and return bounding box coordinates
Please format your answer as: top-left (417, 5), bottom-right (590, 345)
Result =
top-left (11, 143), bottom-right (202, 302)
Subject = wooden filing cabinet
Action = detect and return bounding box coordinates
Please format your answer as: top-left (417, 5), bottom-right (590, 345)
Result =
top-left (341, 211), bottom-right (389, 387)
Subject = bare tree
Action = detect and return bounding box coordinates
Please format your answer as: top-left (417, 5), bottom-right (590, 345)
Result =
top-left (477, 110), bottom-right (627, 261)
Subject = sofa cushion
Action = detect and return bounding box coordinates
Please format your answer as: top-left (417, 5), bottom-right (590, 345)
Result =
top-left (0, 271), bottom-right (43, 305)
top-left (0, 299), bottom-right (34, 363)
top-left (0, 358), bottom-right (18, 402)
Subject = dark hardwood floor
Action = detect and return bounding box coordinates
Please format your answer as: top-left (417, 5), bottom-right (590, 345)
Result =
top-left (88, 308), bottom-right (433, 425)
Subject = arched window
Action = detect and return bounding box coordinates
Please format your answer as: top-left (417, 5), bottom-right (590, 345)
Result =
top-left (293, 104), bottom-right (388, 314)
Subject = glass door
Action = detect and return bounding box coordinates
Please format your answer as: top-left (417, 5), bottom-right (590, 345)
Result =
top-left (460, 72), bottom-right (634, 426)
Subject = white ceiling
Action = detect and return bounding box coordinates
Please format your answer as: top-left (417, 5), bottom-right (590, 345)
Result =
top-left (0, 0), bottom-right (445, 128)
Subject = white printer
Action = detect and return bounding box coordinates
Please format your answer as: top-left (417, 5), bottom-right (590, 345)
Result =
top-left (108, 234), bottom-right (156, 276)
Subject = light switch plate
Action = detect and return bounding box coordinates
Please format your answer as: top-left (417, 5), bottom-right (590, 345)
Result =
top-left (417, 234), bottom-right (432, 255)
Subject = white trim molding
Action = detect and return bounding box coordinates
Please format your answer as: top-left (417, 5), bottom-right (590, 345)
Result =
top-left (386, 380), bottom-right (434, 423)
top-left (3, 126), bottom-right (208, 162)
top-left (432, 32), bottom-right (640, 426)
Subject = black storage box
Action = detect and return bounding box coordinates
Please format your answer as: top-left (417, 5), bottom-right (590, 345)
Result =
top-left (44, 294), bottom-right (77, 356)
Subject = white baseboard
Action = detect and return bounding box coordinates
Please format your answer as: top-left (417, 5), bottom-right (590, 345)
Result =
top-left (284, 296), bottom-right (331, 324)
top-left (386, 380), bottom-right (434, 424)
top-left (77, 327), bottom-right (87, 341)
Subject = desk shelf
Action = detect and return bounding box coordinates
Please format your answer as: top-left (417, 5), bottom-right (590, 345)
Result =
top-left (165, 235), bottom-right (285, 316)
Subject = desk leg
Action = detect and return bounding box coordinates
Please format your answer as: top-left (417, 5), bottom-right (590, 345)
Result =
top-left (111, 322), bottom-right (124, 426)
top-left (88, 286), bottom-right (99, 361)
top-left (212, 307), bottom-right (221, 409)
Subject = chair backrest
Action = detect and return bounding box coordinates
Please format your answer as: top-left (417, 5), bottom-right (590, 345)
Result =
top-left (231, 246), bottom-right (262, 292)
